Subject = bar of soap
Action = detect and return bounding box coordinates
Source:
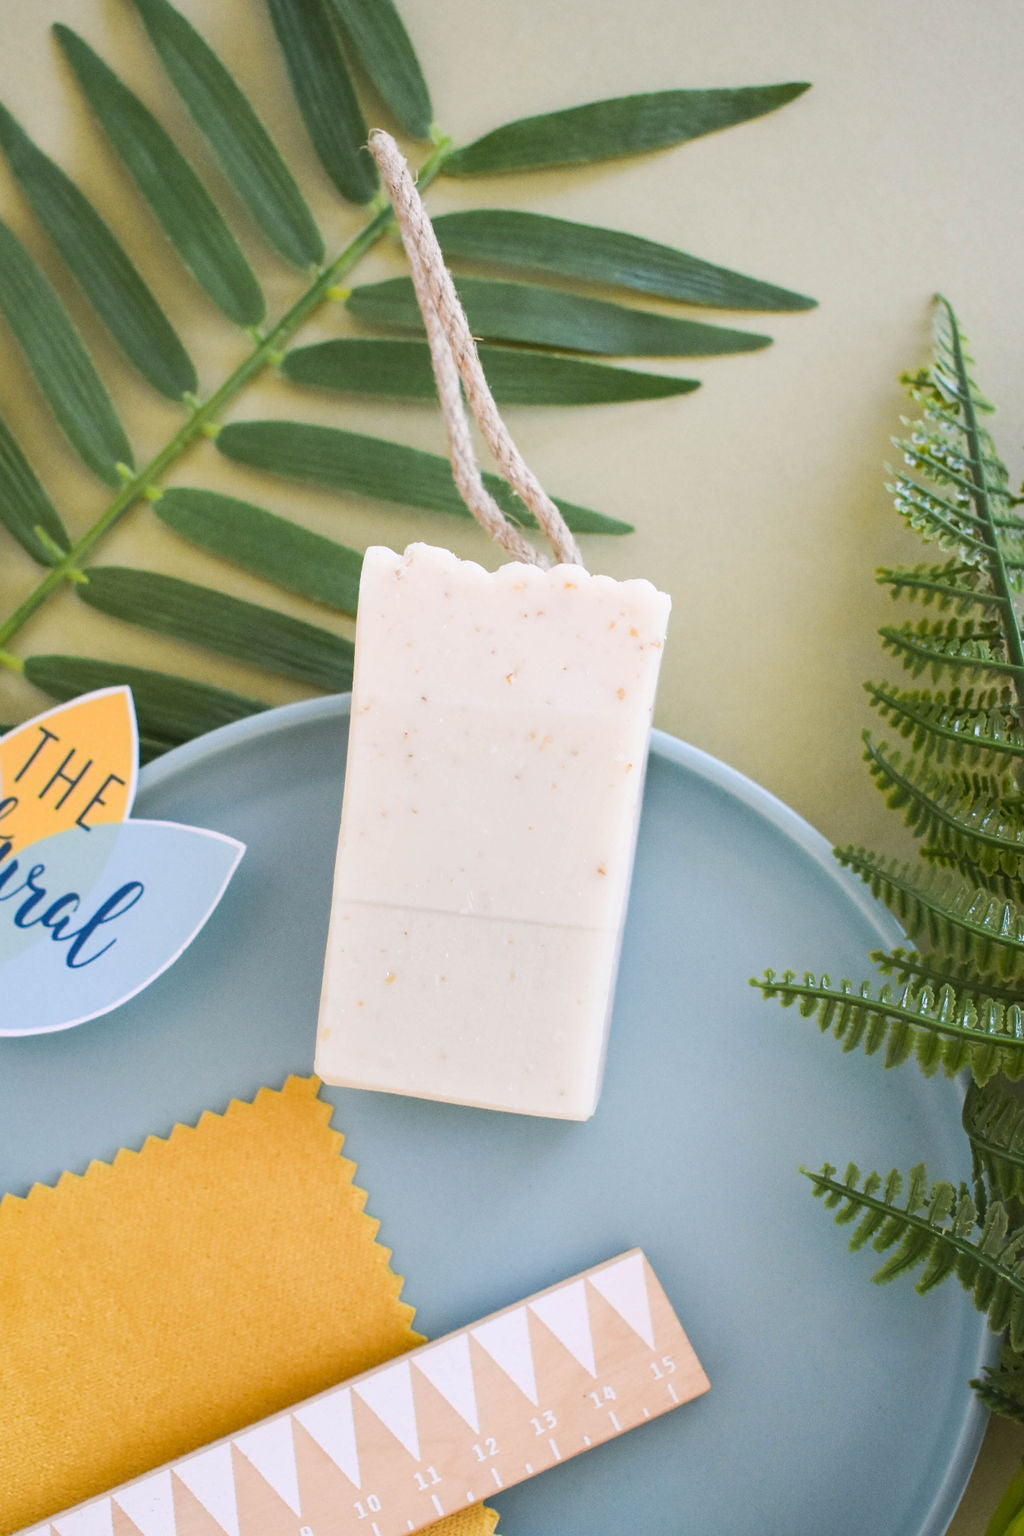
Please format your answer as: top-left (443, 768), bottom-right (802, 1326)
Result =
top-left (316, 544), bottom-right (670, 1119)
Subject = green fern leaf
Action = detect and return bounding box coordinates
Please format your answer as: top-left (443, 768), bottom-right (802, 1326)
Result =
top-left (346, 275), bottom-right (772, 356)
top-left (834, 845), bottom-right (1024, 981)
top-left (804, 1162), bottom-right (1024, 1347)
top-left (963, 1080), bottom-right (1024, 1202)
top-left (54, 24), bottom-right (265, 327)
top-left (754, 969), bottom-right (1024, 1084)
top-left (431, 208), bottom-right (815, 312)
top-left (0, 216), bottom-right (133, 485)
top-left (862, 733), bottom-right (1024, 875)
top-left (864, 682), bottom-right (1024, 768)
top-left (971, 1348), bottom-right (1024, 1427)
top-left (77, 567), bottom-right (354, 691)
top-left (0, 101), bottom-right (197, 399)
top-left (130, 0), bottom-right (324, 269)
top-left (879, 616), bottom-right (1023, 687)
top-left (876, 560), bottom-right (1002, 615)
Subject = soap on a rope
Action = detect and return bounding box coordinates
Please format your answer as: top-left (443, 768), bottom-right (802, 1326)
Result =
top-left (316, 543), bottom-right (671, 1119)
top-left (20, 1250), bottom-right (707, 1536)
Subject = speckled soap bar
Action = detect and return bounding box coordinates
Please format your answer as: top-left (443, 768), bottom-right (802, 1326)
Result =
top-left (316, 543), bottom-right (671, 1120)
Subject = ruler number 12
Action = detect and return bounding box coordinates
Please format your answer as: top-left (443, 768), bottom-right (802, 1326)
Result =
top-left (472, 1437), bottom-right (498, 1461)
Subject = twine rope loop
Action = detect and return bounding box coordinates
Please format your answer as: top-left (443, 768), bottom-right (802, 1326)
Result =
top-left (367, 130), bottom-right (585, 570)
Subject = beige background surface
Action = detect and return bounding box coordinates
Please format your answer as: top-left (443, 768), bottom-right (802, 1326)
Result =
top-left (0, 0), bottom-right (1022, 1529)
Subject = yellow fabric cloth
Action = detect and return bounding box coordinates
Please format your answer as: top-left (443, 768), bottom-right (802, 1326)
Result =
top-left (0, 1075), bottom-right (497, 1536)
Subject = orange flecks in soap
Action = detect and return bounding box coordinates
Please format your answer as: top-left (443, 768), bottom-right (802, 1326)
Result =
top-left (0, 1076), bottom-right (496, 1536)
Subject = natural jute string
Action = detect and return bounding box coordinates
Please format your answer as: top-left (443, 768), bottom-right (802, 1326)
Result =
top-left (367, 130), bottom-right (585, 570)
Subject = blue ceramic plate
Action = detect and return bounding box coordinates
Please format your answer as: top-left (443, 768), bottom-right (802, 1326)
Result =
top-left (0, 696), bottom-right (990, 1536)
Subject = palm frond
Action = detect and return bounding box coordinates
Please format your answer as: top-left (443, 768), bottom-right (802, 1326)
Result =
top-left (0, 0), bottom-right (815, 753)
top-left (754, 969), bottom-right (1024, 1084)
top-left (805, 1161), bottom-right (1024, 1348)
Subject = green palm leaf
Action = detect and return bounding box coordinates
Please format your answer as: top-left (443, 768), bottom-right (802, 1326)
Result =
top-left (327, 0), bottom-right (432, 139)
top-left (0, 216), bottom-right (133, 485)
top-left (154, 488), bottom-right (363, 615)
top-left (54, 24), bottom-right (265, 327)
top-left (130, 0), bottom-right (324, 269)
top-left (0, 102), bottom-right (196, 399)
top-left (0, 415), bottom-right (69, 564)
top-left (281, 337), bottom-right (699, 404)
top-left (78, 567), bottom-right (354, 691)
top-left (266, 0), bottom-right (377, 204)
top-left (23, 654), bottom-right (266, 756)
top-left (443, 83), bottom-right (810, 176)
top-left (0, 0), bottom-right (814, 755)
top-left (347, 275), bottom-right (771, 356)
top-left (432, 209), bottom-right (815, 311)
top-left (216, 419), bottom-right (631, 533)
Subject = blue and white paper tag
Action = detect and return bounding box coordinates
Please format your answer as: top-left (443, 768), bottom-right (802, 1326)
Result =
top-left (0, 687), bottom-right (244, 1036)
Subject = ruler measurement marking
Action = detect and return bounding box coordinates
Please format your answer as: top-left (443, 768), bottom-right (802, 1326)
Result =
top-left (25, 1250), bottom-right (707, 1536)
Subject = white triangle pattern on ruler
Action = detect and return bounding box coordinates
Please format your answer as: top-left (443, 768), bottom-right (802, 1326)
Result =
top-left (235, 1418), bottom-right (302, 1516)
top-left (414, 1333), bottom-right (479, 1432)
top-left (174, 1444), bottom-right (239, 1536)
top-left (53, 1505), bottom-right (113, 1536)
top-left (471, 1307), bottom-right (537, 1405)
top-left (294, 1389), bottom-right (361, 1490)
top-left (530, 1279), bottom-right (596, 1377)
top-left (588, 1252), bottom-right (655, 1349)
top-left (354, 1361), bottom-right (420, 1461)
top-left (114, 1469), bottom-right (177, 1536)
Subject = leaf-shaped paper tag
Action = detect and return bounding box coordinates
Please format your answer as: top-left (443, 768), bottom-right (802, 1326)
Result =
top-left (0, 687), bottom-right (243, 1035)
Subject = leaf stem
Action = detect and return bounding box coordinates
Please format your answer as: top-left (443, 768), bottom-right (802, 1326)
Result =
top-left (0, 138), bottom-right (452, 653)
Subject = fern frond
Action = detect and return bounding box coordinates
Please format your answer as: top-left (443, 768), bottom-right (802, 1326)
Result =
top-left (963, 1080), bottom-right (1024, 1202)
top-left (870, 947), bottom-right (1024, 1003)
top-left (804, 1162), bottom-right (1024, 1346)
top-left (876, 560), bottom-right (1003, 615)
top-left (864, 682), bottom-right (1024, 768)
top-left (879, 617), bottom-right (1023, 687)
top-left (754, 970), bottom-right (1024, 1084)
top-left (971, 1347), bottom-right (1024, 1426)
top-left (835, 846), bottom-right (1024, 981)
top-left (862, 733), bottom-right (1024, 875)
top-left (918, 843), bottom-right (1024, 905)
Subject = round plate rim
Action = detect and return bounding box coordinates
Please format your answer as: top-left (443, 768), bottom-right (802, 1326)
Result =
top-left (136, 693), bottom-right (995, 1536)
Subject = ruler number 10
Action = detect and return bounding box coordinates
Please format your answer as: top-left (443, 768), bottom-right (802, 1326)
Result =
top-left (650, 1355), bottom-right (677, 1380)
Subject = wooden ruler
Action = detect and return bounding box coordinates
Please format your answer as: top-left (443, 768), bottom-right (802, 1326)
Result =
top-left (22, 1249), bottom-right (708, 1536)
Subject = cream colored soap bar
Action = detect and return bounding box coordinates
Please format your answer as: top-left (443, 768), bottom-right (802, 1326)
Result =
top-left (316, 543), bottom-right (671, 1119)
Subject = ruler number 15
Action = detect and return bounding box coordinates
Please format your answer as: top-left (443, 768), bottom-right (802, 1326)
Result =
top-left (650, 1355), bottom-right (676, 1380)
